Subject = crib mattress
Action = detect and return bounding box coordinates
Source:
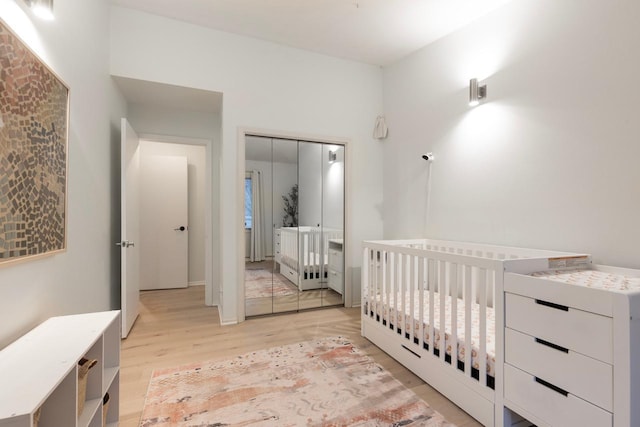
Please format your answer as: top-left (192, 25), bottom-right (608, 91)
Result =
top-left (366, 292), bottom-right (496, 377)
top-left (531, 269), bottom-right (640, 292)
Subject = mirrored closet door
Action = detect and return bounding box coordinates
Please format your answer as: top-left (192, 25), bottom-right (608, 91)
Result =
top-left (244, 136), bottom-right (344, 316)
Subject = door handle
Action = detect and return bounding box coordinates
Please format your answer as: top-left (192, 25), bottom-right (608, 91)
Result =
top-left (174, 226), bottom-right (187, 231)
top-left (116, 241), bottom-right (135, 248)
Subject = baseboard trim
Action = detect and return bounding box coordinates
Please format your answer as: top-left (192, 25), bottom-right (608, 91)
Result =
top-left (188, 281), bottom-right (205, 287)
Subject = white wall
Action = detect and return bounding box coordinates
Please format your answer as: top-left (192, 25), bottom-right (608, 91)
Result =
top-left (297, 143), bottom-right (344, 230)
top-left (272, 162), bottom-right (298, 231)
top-left (298, 143), bottom-right (323, 227)
top-left (323, 146), bottom-right (345, 230)
top-left (140, 141), bottom-right (206, 284)
top-left (110, 6), bottom-right (385, 322)
top-left (382, 0), bottom-right (640, 269)
top-left (0, 0), bottom-right (125, 348)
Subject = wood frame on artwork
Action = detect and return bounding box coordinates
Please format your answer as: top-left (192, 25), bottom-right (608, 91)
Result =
top-left (0, 18), bottom-right (70, 266)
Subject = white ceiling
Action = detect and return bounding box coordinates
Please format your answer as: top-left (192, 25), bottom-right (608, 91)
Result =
top-left (111, 0), bottom-right (512, 66)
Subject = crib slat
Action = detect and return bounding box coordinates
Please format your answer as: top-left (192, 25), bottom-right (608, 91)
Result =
top-left (308, 232), bottom-right (315, 280)
top-left (404, 254), bottom-right (410, 341)
top-left (450, 262), bottom-right (459, 374)
top-left (428, 258), bottom-right (436, 356)
top-left (371, 249), bottom-right (378, 317)
top-left (464, 265), bottom-right (472, 378)
top-left (398, 253), bottom-right (404, 335)
top-left (418, 256), bottom-right (425, 350)
top-left (479, 268), bottom-right (488, 387)
top-left (391, 252), bottom-right (397, 330)
top-left (399, 253), bottom-right (405, 335)
top-left (383, 251), bottom-right (389, 327)
top-left (439, 260), bottom-right (446, 363)
top-left (409, 255), bottom-right (415, 343)
top-left (362, 247), bottom-right (369, 317)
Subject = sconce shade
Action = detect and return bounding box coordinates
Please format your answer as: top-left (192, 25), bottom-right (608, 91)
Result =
top-left (328, 150), bottom-right (337, 163)
top-left (469, 78), bottom-right (487, 106)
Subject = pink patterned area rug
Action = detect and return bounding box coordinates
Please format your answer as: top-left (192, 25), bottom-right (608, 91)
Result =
top-left (245, 268), bottom-right (298, 299)
top-left (139, 336), bottom-right (456, 426)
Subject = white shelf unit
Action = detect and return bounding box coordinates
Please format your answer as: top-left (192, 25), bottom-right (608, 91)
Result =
top-left (0, 311), bottom-right (121, 427)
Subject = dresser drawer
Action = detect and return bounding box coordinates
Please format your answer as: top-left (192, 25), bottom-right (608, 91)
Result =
top-left (328, 248), bottom-right (343, 272)
top-left (328, 269), bottom-right (343, 294)
top-left (505, 292), bottom-right (612, 364)
top-left (505, 364), bottom-right (612, 427)
top-left (505, 328), bottom-right (612, 411)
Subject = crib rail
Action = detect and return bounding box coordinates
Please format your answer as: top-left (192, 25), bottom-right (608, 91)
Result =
top-left (279, 226), bottom-right (342, 278)
top-left (362, 240), bottom-right (504, 389)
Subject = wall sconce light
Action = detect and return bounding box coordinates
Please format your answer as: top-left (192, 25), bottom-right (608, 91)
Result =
top-left (469, 78), bottom-right (486, 107)
top-left (25, 0), bottom-right (54, 20)
top-left (328, 150), bottom-right (337, 163)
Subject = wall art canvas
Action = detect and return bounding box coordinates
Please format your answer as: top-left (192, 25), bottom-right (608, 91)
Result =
top-left (0, 19), bottom-right (69, 264)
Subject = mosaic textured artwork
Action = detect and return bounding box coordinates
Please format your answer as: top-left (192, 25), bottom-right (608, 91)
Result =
top-left (0, 20), bottom-right (69, 263)
top-left (140, 336), bottom-right (456, 426)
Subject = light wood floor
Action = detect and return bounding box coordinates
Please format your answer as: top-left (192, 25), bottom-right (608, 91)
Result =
top-left (119, 286), bottom-right (482, 427)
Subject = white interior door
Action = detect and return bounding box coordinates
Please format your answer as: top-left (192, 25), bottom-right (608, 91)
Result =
top-left (140, 154), bottom-right (189, 290)
top-left (120, 118), bottom-right (140, 338)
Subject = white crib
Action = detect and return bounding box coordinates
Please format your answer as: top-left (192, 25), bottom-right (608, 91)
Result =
top-left (361, 238), bottom-right (587, 427)
top-left (276, 226), bottom-right (343, 291)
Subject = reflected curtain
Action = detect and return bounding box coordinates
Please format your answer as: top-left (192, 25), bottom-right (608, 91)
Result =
top-left (250, 170), bottom-right (265, 261)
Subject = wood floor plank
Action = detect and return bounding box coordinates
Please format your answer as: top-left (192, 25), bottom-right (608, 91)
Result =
top-left (119, 286), bottom-right (482, 427)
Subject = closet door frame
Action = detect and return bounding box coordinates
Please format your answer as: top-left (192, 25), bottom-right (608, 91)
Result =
top-left (237, 128), bottom-right (351, 322)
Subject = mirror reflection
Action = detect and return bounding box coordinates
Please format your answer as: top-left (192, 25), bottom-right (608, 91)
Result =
top-left (244, 136), bottom-right (344, 316)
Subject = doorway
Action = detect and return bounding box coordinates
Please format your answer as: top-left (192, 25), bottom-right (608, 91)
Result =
top-left (113, 76), bottom-right (222, 335)
top-left (138, 140), bottom-right (206, 290)
top-left (244, 135), bottom-right (346, 316)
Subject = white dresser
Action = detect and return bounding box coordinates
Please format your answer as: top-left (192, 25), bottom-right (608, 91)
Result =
top-left (327, 239), bottom-right (343, 295)
top-left (502, 264), bottom-right (640, 427)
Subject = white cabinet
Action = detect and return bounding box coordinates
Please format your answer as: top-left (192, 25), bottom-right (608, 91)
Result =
top-left (328, 239), bottom-right (343, 295)
top-left (0, 311), bottom-right (121, 427)
top-left (503, 265), bottom-right (640, 427)
top-left (274, 229), bottom-right (281, 263)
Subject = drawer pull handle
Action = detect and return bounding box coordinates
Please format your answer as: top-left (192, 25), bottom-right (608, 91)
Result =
top-left (534, 377), bottom-right (568, 397)
top-left (401, 344), bottom-right (421, 359)
top-left (535, 299), bottom-right (569, 312)
top-left (535, 338), bottom-right (569, 354)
